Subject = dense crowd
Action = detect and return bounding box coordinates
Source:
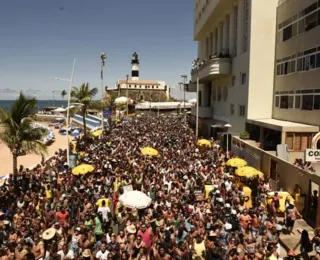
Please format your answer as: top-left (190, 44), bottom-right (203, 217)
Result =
top-left (0, 115), bottom-right (319, 260)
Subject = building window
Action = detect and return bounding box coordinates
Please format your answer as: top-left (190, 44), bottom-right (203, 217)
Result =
top-left (275, 96), bottom-right (280, 107)
top-left (219, 22), bottom-right (224, 53)
top-left (240, 73), bottom-right (247, 84)
top-left (243, 0), bottom-right (249, 52)
top-left (209, 32), bottom-right (214, 55)
top-left (239, 105), bottom-right (245, 116)
top-left (283, 23), bottom-right (297, 41)
top-left (129, 85), bottom-right (131, 88)
top-left (288, 95), bottom-right (294, 108)
top-left (233, 6), bottom-right (238, 56)
top-left (314, 95), bottom-right (320, 109)
top-left (295, 95), bottom-right (301, 109)
top-left (230, 104), bottom-right (235, 115)
top-left (226, 15), bottom-right (230, 54)
top-left (198, 91), bottom-right (202, 106)
top-left (152, 86), bottom-right (154, 89)
top-left (232, 76), bottom-right (236, 86)
top-left (214, 28), bottom-right (218, 54)
top-left (302, 95), bottom-right (313, 110)
top-left (156, 86), bottom-right (158, 88)
top-left (280, 95), bottom-right (289, 109)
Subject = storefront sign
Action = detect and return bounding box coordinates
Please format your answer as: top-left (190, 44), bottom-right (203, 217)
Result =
top-left (305, 149), bottom-right (320, 162)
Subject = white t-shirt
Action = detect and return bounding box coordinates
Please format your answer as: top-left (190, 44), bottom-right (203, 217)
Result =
top-left (96, 250), bottom-right (110, 260)
top-left (98, 207), bottom-right (111, 222)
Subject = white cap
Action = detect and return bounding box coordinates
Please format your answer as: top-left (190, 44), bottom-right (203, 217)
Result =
top-left (215, 190), bottom-right (220, 194)
top-left (224, 223), bottom-right (232, 230)
top-left (231, 209), bottom-right (237, 215)
top-left (216, 198), bottom-right (223, 202)
top-left (225, 203), bottom-right (231, 208)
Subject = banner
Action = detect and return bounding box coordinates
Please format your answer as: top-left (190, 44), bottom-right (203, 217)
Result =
top-left (69, 154), bottom-right (77, 168)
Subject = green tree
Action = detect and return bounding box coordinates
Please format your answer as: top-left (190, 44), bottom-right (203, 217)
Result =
top-left (71, 83), bottom-right (99, 143)
top-left (61, 90), bottom-right (67, 100)
top-left (0, 92), bottom-right (48, 187)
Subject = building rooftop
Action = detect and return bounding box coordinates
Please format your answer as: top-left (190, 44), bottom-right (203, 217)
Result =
top-left (135, 102), bottom-right (194, 110)
top-left (247, 118), bottom-right (319, 132)
top-left (117, 79), bottom-right (161, 85)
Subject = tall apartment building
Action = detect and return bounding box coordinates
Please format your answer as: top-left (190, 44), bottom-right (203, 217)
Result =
top-left (188, 0), bottom-right (278, 137)
top-left (271, 0), bottom-right (320, 153)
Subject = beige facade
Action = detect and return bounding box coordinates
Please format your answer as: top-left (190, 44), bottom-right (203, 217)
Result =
top-left (190, 0), bottom-right (278, 136)
top-left (273, 0), bottom-right (320, 126)
top-left (269, 0), bottom-right (320, 153)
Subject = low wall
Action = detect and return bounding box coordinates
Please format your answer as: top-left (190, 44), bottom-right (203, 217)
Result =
top-left (232, 136), bottom-right (320, 210)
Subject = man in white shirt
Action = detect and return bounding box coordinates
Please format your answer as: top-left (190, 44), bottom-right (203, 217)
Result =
top-left (97, 200), bottom-right (111, 223)
top-left (96, 242), bottom-right (110, 259)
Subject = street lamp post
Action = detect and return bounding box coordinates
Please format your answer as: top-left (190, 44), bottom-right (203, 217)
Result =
top-left (181, 74), bottom-right (187, 123)
top-left (126, 74), bottom-right (129, 118)
top-left (224, 123), bottom-right (232, 159)
top-left (178, 82), bottom-right (183, 115)
top-left (50, 58), bottom-right (76, 166)
top-left (100, 53), bottom-right (107, 134)
top-left (192, 59), bottom-right (200, 137)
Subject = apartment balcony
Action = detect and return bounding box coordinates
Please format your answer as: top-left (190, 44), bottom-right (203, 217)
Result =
top-left (191, 57), bottom-right (232, 83)
top-left (191, 106), bottom-right (212, 118)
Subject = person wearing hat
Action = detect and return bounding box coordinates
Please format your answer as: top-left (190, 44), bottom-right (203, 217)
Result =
top-left (80, 249), bottom-right (94, 260)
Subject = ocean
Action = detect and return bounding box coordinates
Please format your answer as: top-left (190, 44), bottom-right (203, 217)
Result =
top-left (0, 100), bottom-right (68, 111)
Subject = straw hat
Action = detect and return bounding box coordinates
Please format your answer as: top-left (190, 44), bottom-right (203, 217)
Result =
top-left (82, 249), bottom-right (92, 257)
top-left (209, 231), bottom-right (217, 237)
top-left (42, 227), bottom-right (56, 240)
top-left (126, 224), bottom-right (136, 234)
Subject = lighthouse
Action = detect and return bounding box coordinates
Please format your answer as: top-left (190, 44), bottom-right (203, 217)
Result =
top-left (131, 52), bottom-right (139, 81)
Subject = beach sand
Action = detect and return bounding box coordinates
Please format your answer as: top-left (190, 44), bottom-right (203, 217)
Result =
top-left (0, 127), bottom-right (67, 176)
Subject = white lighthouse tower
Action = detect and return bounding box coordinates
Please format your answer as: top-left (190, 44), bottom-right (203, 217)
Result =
top-left (131, 52), bottom-right (139, 81)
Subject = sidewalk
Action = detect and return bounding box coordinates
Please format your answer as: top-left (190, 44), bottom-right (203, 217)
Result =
top-left (278, 217), bottom-right (315, 255)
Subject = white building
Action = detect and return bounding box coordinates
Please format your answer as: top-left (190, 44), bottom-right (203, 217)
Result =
top-left (188, 0), bottom-right (278, 137)
top-left (113, 52), bottom-right (168, 102)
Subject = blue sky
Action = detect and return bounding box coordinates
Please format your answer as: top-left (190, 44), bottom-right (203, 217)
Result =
top-left (0, 0), bottom-right (196, 100)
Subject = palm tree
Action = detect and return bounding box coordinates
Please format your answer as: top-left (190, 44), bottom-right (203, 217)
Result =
top-left (0, 92), bottom-right (48, 188)
top-left (61, 90), bottom-right (67, 100)
top-left (71, 83), bottom-right (99, 143)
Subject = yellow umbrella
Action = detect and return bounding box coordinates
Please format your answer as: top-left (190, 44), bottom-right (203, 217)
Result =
top-left (72, 164), bottom-right (94, 175)
top-left (226, 158), bottom-right (247, 167)
top-left (267, 191), bottom-right (295, 213)
top-left (92, 129), bottom-right (103, 137)
top-left (235, 166), bottom-right (264, 178)
top-left (197, 139), bottom-right (212, 148)
top-left (141, 147), bottom-right (159, 156)
top-left (96, 198), bottom-right (110, 207)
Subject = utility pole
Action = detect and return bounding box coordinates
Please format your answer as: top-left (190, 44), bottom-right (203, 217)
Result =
top-left (192, 59), bottom-right (200, 137)
top-left (100, 53), bottom-right (107, 135)
top-left (126, 74), bottom-right (129, 118)
top-left (181, 74), bottom-right (187, 123)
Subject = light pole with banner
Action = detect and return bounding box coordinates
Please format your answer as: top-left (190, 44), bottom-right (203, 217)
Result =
top-left (100, 53), bottom-right (107, 134)
top-left (192, 59), bottom-right (201, 137)
top-left (224, 123), bottom-right (232, 158)
top-left (50, 58), bottom-right (76, 166)
top-left (181, 74), bottom-right (187, 123)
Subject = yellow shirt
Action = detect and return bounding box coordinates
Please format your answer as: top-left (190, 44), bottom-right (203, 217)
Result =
top-left (46, 189), bottom-right (53, 199)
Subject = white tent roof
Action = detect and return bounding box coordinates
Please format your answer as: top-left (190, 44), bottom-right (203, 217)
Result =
top-left (54, 107), bottom-right (65, 112)
top-left (135, 102), bottom-right (194, 110)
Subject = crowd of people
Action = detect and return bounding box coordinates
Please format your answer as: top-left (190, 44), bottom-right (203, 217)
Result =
top-left (0, 115), bottom-right (319, 260)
